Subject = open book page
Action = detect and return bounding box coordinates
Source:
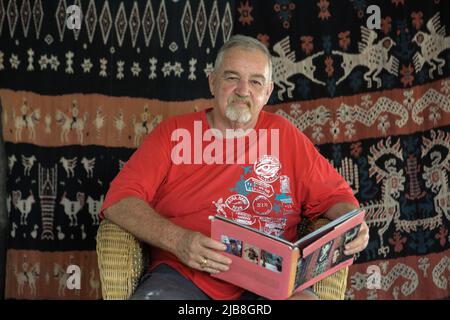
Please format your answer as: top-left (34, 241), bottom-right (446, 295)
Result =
top-left (293, 223), bottom-right (361, 291)
top-left (210, 215), bottom-right (296, 299)
top-left (210, 208), bottom-right (365, 299)
top-left (294, 208), bottom-right (362, 248)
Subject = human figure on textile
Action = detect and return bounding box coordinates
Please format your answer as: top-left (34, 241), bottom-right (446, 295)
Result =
top-left (101, 35), bottom-right (369, 300)
top-left (21, 98), bottom-right (29, 127)
top-left (70, 99), bottom-right (79, 130)
top-left (141, 105), bottom-right (150, 135)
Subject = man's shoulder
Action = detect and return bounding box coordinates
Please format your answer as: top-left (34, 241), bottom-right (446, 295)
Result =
top-left (261, 110), bottom-right (299, 131)
top-left (261, 110), bottom-right (315, 146)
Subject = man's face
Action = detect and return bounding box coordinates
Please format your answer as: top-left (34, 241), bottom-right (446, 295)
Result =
top-left (208, 47), bottom-right (274, 128)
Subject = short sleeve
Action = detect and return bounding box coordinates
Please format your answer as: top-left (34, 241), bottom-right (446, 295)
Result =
top-left (100, 120), bottom-right (173, 218)
top-left (296, 134), bottom-right (359, 220)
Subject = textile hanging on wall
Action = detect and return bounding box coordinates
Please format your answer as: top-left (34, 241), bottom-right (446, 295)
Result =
top-left (234, 0), bottom-right (450, 300)
top-left (0, 0), bottom-right (449, 300)
top-left (0, 0), bottom-right (232, 299)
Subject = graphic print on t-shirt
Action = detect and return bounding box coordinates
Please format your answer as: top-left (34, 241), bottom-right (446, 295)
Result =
top-left (212, 155), bottom-right (298, 239)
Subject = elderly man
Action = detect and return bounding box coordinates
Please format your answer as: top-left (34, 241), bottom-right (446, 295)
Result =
top-left (100, 35), bottom-right (369, 300)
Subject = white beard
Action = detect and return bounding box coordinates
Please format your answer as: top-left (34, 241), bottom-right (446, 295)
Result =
top-left (225, 105), bottom-right (252, 124)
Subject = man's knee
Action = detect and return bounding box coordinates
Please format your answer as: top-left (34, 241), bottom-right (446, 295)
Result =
top-left (131, 287), bottom-right (193, 300)
top-left (131, 279), bottom-right (200, 300)
top-left (130, 264), bottom-right (210, 300)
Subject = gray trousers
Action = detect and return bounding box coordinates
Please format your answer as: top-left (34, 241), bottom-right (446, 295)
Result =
top-left (130, 264), bottom-right (262, 300)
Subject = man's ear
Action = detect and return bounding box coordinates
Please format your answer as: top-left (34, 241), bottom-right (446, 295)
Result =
top-left (208, 72), bottom-right (216, 96)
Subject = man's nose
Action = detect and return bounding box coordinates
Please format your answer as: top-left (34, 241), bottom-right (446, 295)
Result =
top-left (234, 79), bottom-right (250, 97)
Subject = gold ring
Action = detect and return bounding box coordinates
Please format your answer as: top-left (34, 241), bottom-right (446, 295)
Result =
top-left (200, 258), bottom-right (208, 269)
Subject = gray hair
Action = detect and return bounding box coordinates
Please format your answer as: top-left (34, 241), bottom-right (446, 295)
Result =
top-left (213, 34), bottom-right (273, 82)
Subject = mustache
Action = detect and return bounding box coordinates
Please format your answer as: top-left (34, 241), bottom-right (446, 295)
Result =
top-left (228, 96), bottom-right (252, 107)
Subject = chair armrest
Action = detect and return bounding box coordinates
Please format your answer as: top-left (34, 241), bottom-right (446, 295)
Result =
top-left (310, 218), bottom-right (349, 300)
top-left (96, 219), bottom-right (146, 299)
top-left (312, 267), bottom-right (348, 300)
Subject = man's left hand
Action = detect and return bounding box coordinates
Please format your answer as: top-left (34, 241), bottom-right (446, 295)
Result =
top-left (343, 221), bottom-right (369, 256)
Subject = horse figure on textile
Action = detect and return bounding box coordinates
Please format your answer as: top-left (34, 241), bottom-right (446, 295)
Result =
top-left (55, 109), bottom-right (88, 144)
top-left (13, 262), bottom-right (40, 296)
top-left (53, 263), bottom-right (70, 297)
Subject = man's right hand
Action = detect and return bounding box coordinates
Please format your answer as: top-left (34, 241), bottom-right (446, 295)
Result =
top-left (174, 230), bottom-right (232, 274)
top-left (105, 198), bottom-right (232, 274)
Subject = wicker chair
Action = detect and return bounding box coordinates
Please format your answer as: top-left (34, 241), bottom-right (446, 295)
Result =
top-left (96, 218), bottom-right (348, 300)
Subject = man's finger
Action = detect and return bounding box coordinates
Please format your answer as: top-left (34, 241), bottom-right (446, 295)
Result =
top-left (203, 256), bottom-right (230, 272)
top-left (346, 223), bottom-right (369, 245)
top-left (201, 237), bottom-right (228, 251)
top-left (345, 232), bottom-right (369, 248)
top-left (344, 233), bottom-right (369, 255)
top-left (195, 257), bottom-right (230, 273)
top-left (194, 261), bottom-right (219, 274)
top-left (203, 250), bottom-right (232, 267)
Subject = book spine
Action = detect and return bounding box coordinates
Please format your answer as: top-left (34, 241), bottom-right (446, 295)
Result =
top-left (287, 247), bottom-right (300, 297)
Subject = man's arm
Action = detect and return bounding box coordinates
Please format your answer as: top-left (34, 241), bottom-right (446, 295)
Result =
top-left (323, 202), bottom-right (369, 256)
top-left (323, 202), bottom-right (358, 220)
top-left (104, 197), bottom-right (231, 273)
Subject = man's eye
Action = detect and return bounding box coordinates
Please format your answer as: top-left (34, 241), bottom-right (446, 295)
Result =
top-left (251, 80), bottom-right (263, 86)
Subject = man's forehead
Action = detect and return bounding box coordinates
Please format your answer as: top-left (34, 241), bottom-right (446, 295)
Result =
top-left (219, 48), bottom-right (270, 77)
top-left (222, 70), bottom-right (266, 79)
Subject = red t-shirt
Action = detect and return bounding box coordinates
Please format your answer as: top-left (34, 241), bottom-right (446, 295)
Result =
top-left (100, 109), bottom-right (358, 300)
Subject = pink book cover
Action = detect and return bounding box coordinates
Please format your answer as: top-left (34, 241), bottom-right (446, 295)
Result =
top-left (210, 209), bottom-right (365, 300)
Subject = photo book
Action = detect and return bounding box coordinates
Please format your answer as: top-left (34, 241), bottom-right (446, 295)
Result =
top-left (210, 208), bottom-right (365, 300)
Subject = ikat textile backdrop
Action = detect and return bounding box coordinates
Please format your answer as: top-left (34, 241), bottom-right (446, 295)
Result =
top-left (0, 0), bottom-right (449, 299)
